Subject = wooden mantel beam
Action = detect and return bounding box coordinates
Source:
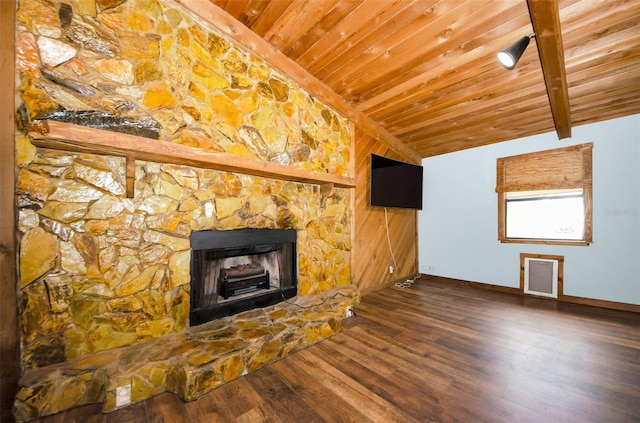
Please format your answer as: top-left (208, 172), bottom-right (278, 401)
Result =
top-left (173, 0), bottom-right (422, 163)
top-left (28, 121), bottom-right (356, 197)
top-left (527, 0), bottom-right (572, 139)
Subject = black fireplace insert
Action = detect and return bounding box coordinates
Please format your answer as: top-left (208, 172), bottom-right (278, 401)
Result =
top-left (189, 228), bottom-right (297, 325)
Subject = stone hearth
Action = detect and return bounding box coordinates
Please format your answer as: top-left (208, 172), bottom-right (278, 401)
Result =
top-left (14, 285), bottom-right (358, 421)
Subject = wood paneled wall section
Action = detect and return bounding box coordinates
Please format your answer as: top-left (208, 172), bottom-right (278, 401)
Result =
top-left (352, 128), bottom-right (419, 294)
top-left (0, 0), bottom-right (18, 417)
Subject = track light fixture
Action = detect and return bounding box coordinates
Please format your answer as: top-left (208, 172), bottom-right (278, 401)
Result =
top-left (498, 33), bottom-right (535, 69)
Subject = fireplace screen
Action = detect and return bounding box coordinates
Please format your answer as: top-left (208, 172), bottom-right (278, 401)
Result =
top-left (190, 229), bottom-right (297, 325)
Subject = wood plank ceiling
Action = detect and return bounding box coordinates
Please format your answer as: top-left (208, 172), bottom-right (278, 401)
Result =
top-left (206, 0), bottom-right (640, 158)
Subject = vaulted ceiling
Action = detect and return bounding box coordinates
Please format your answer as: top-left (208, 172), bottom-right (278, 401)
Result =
top-left (196, 0), bottom-right (639, 158)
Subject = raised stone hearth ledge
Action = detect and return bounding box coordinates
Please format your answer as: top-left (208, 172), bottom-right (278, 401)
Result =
top-left (14, 285), bottom-right (360, 422)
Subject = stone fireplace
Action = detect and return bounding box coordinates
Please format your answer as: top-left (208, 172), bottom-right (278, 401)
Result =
top-left (13, 0), bottom-right (359, 420)
top-left (15, 0), bottom-right (356, 370)
top-left (190, 228), bottom-right (297, 325)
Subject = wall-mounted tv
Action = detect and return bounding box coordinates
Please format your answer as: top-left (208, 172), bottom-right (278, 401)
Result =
top-left (370, 154), bottom-right (423, 210)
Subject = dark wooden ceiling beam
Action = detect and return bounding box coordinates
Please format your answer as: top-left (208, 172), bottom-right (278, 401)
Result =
top-left (527, 0), bottom-right (572, 139)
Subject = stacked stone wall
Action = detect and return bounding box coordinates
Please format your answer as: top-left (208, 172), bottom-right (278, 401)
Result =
top-left (15, 0), bottom-right (352, 370)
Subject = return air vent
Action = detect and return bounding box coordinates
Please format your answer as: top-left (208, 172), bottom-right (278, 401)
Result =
top-left (520, 253), bottom-right (564, 299)
top-left (524, 258), bottom-right (558, 298)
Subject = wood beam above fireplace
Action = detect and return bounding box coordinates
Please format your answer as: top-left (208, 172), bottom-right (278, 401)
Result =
top-left (28, 120), bottom-right (356, 197)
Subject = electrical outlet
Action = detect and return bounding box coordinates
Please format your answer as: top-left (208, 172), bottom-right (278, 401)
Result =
top-left (115, 384), bottom-right (131, 408)
top-left (389, 266), bottom-right (395, 274)
top-left (421, 264), bottom-right (435, 272)
top-left (345, 306), bottom-right (354, 318)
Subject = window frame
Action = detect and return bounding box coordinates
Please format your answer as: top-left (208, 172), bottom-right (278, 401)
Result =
top-left (496, 143), bottom-right (593, 246)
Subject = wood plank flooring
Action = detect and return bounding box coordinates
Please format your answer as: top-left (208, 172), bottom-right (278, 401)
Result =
top-left (26, 276), bottom-right (640, 423)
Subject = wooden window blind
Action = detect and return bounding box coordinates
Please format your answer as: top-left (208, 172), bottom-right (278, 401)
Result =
top-left (496, 143), bottom-right (593, 245)
top-left (496, 143), bottom-right (593, 193)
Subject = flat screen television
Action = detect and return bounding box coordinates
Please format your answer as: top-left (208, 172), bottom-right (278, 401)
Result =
top-left (370, 154), bottom-right (423, 210)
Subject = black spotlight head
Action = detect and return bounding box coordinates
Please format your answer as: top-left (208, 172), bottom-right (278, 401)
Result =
top-left (498, 34), bottom-right (535, 69)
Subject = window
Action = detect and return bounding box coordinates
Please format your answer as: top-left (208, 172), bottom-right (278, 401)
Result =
top-left (506, 189), bottom-right (585, 240)
top-left (496, 143), bottom-right (593, 245)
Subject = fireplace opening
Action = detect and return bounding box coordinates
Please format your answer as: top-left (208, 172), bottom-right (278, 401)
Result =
top-left (190, 229), bottom-right (297, 325)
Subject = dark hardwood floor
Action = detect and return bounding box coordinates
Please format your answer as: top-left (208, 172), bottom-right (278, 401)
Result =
top-left (26, 276), bottom-right (640, 423)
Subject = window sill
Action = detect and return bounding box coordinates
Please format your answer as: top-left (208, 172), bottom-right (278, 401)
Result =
top-left (499, 238), bottom-right (591, 246)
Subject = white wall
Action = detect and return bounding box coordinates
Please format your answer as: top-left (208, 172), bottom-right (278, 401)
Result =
top-left (418, 114), bottom-right (640, 305)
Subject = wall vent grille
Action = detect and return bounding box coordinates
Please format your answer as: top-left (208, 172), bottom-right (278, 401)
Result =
top-left (524, 258), bottom-right (558, 298)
